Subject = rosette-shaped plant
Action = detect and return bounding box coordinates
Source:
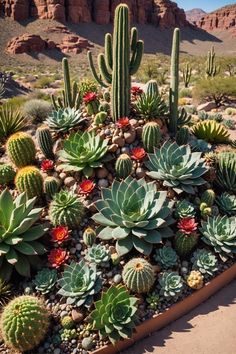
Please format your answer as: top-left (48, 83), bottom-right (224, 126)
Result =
top-left (46, 108), bottom-right (85, 133)
top-left (175, 199), bottom-right (195, 219)
top-left (159, 272), bottom-right (183, 298)
top-left (216, 152), bottom-right (236, 193)
top-left (200, 216), bottom-right (236, 261)
top-left (33, 268), bottom-right (58, 294)
top-left (192, 120), bottom-right (229, 143)
top-left (154, 246), bottom-right (178, 269)
top-left (58, 131), bottom-right (108, 177)
top-left (92, 176), bottom-right (174, 256)
top-left (216, 193), bottom-right (236, 216)
top-left (90, 285), bottom-right (138, 344)
top-left (146, 141), bottom-right (207, 194)
top-left (57, 260), bottom-right (102, 307)
top-left (0, 189), bottom-right (47, 280)
top-left (191, 249), bottom-right (218, 276)
top-left (85, 244), bottom-right (110, 265)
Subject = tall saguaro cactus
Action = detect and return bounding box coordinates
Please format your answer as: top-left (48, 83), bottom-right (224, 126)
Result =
top-left (182, 63), bottom-right (192, 88)
top-left (88, 4), bottom-right (144, 121)
top-left (205, 46), bottom-right (220, 78)
top-left (169, 28), bottom-right (180, 135)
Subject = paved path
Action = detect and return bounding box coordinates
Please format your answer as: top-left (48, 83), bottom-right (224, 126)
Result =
top-left (123, 279), bottom-right (236, 354)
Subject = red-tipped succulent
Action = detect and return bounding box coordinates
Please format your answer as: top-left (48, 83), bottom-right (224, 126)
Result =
top-left (177, 217), bottom-right (198, 235)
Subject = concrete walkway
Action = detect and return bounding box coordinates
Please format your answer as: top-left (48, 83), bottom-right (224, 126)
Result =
top-left (123, 279), bottom-right (236, 354)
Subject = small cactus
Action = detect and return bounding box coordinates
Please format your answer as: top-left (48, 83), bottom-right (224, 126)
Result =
top-left (15, 166), bottom-right (43, 198)
top-left (99, 101), bottom-right (110, 113)
top-left (6, 132), bottom-right (36, 167)
top-left (174, 231), bottom-right (198, 258)
top-left (176, 127), bottom-right (189, 145)
top-left (44, 176), bottom-right (60, 199)
top-left (83, 227), bottom-right (96, 247)
top-left (146, 79), bottom-right (159, 96)
top-left (186, 270), bottom-right (204, 290)
top-left (61, 316), bottom-right (74, 329)
top-left (0, 163), bottom-right (15, 185)
top-left (36, 125), bottom-right (54, 160)
top-left (201, 189), bottom-right (215, 207)
top-left (142, 121), bottom-right (161, 153)
top-left (115, 153), bottom-right (133, 179)
top-left (94, 111), bottom-right (107, 125)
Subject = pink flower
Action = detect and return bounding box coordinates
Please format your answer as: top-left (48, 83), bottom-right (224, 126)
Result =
top-left (131, 86), bottom-right (143, 96)
top-left (51, 226), bottom-right (70, 244)
top-left (131, 147), bottom-right (146, 160)
top-left (83, 92), bottom-right (98, 104)
top-left (177, 218), bottom-right (198, 235)
top-left (79, 180), bottom-right (95, 194)
top-left (41, 159), bottom-right (54, 172)
top-left (116, 117), bottom-right (130, 129)
top-left (48, 248), bottom-right (69, 268)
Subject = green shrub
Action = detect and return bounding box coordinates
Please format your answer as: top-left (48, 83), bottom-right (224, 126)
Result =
top-left (0, 105), bottom-right (27, 140)
top-left (34, 76), bottom-right (54, 89)
top-left (23, 99), bottom-right (51, 123)
top-left (179, 88), bottom-right (192, 98)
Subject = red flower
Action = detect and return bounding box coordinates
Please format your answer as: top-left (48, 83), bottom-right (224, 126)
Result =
top-left (131, 86), bottom-right (143, 96)
top-left (51, 226), bottom-right (70, 244)
top-left (79, 179), bottom-right (95, 194)
top-left (116, 117), bottom-right (130, 129)
top-left (41, 159), bottom-right (54, 172)
top-left (48, 248), bottom-right (69, 268)
top-left (131, 147), bottom-right (146, 160)
top-left (177, 218), bottom-right (198, 235)
top-left (83, 92), bottom-right (98, 104)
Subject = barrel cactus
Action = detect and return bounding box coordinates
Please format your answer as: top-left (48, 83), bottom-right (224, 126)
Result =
top-left (175, 199), bottom-right (195, 219)
top-left (83, 227), bottom-right (96, 247)
top-left (0, 163), bottom-right (15, 185)
top-left (154, 246), bottom-right (178, 269)
top-left (186, 270), bottom-right (204, 290)
top-left (0, 295), bottom-right (50, 352)
top-left (146, 79), bottom-right (159, 96)
top-left (115, 153), bottom-right (133, 179)
top-left (6, 132), bottom-right (36, 167)
top-left (36, 125), bottom-right (54, 159)
top-left (33, 268), bottom-right (58, 294)
top-left (94, 111), bottom-right (107, 125)
top-left (174, 231), bottom-right (198, 258)
top-left (44, 176), bottom-right (60, 199)
top-left (85, 244), bottom-right (110, 265)
top-left (61, 316), bottom-right (74, 329)
top-left (201, 189), bottom-right (215, 207)
top-left (216, 192), bottom-right (236, 216)
top-left (122, 258), bottom-right (155, 293)
top-left (191, 249), bottom-right (218, 276)
top-left (15, 166), bottom-right (43, 198)
top-left (142, 121), bottom-right (161, 152)
top-left (159, 272), bottom-right (183, 298)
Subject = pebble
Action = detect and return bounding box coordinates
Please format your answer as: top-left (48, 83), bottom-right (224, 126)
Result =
top-left (124, 129), bottom-right (136, 144)
top-left (82, 337), bottom-right (94, 351)
top-left (60, 311), bottom-right (68, 318)
top-left (136, 167), bottom-right (146, 178)
top-left (96, 167), bottom-right (109, 178)
top-left (64, 176), bottom-right (76, 187)
top-left (121, 147), bottom-right (130, 154)
top-left (129, 118), bottom-right (138, 127)
top-left (59, 172), bottom-right (67, 180)
top-left (53, 349), bottom-right (61, 354)
top-left (112, 136), bottom-right (125, 147)
top-left (98, 179), bottom-right (109, 188)
top-left (108, 143), bottom-right (118, 153)
top-left (71, 309), bottom-right (84, 323)
top-left (76, 243), bottom-right (82, 251)
top-left (70, 247), bottom-right (77, 254)
top-left (113, 274), bottom-right (122, 284)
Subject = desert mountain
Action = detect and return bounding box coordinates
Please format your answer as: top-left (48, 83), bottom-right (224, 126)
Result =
top-left (185, 8), bottom-right (206, 23)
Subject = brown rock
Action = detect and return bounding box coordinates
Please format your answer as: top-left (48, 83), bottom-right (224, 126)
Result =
top-left (6, 34), bottom-right (51, 54)
top-left (71, 309), bottom-right (84, 323)
top-left (58, 34), bottom-right (93, 54)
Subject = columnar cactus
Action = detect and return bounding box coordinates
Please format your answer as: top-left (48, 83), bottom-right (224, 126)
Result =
top-left (182, 63), bottom-right (192, 88)
top-left (115, 153), bottom-right (133, 179)
top-left (15, 166), bottom-right (43, 198)
top-left (0, 163), bottom-right (15, 185)
top-left (6, 132), bottom-right (36, 167)
top-left (205, 46), bottom-right (220, 78)
top-left (201, 189), bottom-right (215, 207)
top-left (0, 295), bottom-right (50, 352)
top-left (83, 227), bottom-right (97, 247)
top-left (88, 4), bottom-right (144, 121)
top-left (36, 125), bottom-right (54, 160)
top-left (146, 79), bottom-right (159, 96)
top-left (174, 231), bottom-right (198, 258)
top-left (44, 176), bottom-right (60, 198)
top-left (142, 121), bottom-right (161, 152)
top-left (176, 127), bottom-right (189, 145)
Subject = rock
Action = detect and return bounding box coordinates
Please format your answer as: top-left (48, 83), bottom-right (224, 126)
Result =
top-left (71, 309), bottom-right (84, 323)
top-left (185, 8), bottom-right (206, 24)
top-left (108, 143), bottom-right (118, 153)
top-left (64, 176), bottom-right (76, 187)
top-left (53, 349), bottom-right (61, 354)
top-left (6, 34), bottom-right (55, 54)
top-left (98, 179), bottom-right (109, 188)
top-left (113, 274), bottom-right (122, 284)
top-left (112, 136), bottom-right (125, 147)
top-left (96, 167), bottom-right (109, 179)
top-left (136, 167), bottom-right (146, 178)
top-left (81, 337), bottom-right (93, 351)
top-left (197, 101), bottom-right (217, 112)
top-left (58, 35), bottom-right (93, 54)
top-left (124, 128), bottom-right (136, 144)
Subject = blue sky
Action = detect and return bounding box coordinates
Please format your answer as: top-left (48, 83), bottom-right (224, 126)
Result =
top-left (176, 0), bottom-right (236, 12)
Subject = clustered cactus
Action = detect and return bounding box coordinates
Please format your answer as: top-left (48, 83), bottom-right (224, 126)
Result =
top-left (186, 270), bottom-right (204, 290)
top-left (36, 125), bottom-right (54, 159)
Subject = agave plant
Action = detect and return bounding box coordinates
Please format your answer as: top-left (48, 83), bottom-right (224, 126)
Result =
top-left (215, 152), bottom-right (236, 193)
top-left (92, 176), bottom-right (174, 256)
top-left (90, 285), bottom-right (138, 344)
top-left (85, 244), bottom-right (110, 265)
top-left (0, 279), bottom-right (11, 307)
top-left (216, 193), bottom-right (236, 216)
top-left (57, 260), bottom-right (102, 307)
top-left (200, 216), bottom-right (236, 261)
top-left (158, 271), bottom-right (183, 298)
top-left (33, 268), bottom-right (58, 294)
top-left (192, 120), bottom-right (230, 143)
top-left (146, 141), bottom-right (207, 194)
top-left (0, 105), bottom-right (27, 141)
top-left (0, 189), bottom-right (47, 280)
top-left (58, 130), bottom-right (108, 177)
top-left (135, 92), bottom-right (168, 120)
top-left (46, 108), bottom-right (85, 133)
top-left (189, 138), bottom-right (212, 153)
top-left (191, 249), bottom-right (218, 276)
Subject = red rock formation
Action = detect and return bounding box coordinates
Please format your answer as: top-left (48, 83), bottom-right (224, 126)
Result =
top-left (6, 34), bottom-right (55, 54)
top-left (58, 34), bottom-right (93, 54)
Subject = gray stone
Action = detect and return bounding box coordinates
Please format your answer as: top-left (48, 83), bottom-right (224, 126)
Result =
top-left (64, 176), bottom-right (76, 187)
top-left (197, 101), bottom-right (217, 112)
top-left (82, 337), bottom-right (94, 350)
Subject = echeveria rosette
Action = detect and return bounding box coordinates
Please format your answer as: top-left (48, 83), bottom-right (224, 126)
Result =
top-left (145, 141), bottom-right (207, 194)
top-left (85, 244), bottom-right (110, 265)
top-left (191, 249), bottom-right (218, 276)
top-left (46, 108), bottom-right (85, 133)
top-left (92, 176), bottom-right (175, 256)
top-left (90, 285), bottom-right (138, 345)
top-left (200, 216), bottom-right (236, 261)
top-left (154, 246), bottom-right (178, 269)
top-left (33, 268), bottom-right (57, 294)
top-left (216, 193), bottom-right (236, 216)
top-left (175, 199), bottom-right (195, 219)
top-left (58, 130), bottom-right (108, 178)
top-left (159, 271), bottom-right (183, 298)
top-left (57, 260), bottom-right (102, 307)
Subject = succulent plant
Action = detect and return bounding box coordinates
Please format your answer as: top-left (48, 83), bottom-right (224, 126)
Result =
top-left (6, 132), bottom-right (36, 167)
top-left (61, 316), bottom-right (74, 329)
top-left (60, 328), bottom-right (77, 341)
top-left (146, 141), bottom-right (207, 194)
top-left (142, 121), bottom-right (161, 153)
top-left (200, 215), bottom-right (236, 261)
top-left (44, 176), bottom-right (60, 199)
top-left (0, 295), bottom-right (50, 352)
top-left (57, 260), bottom-right (102, 307)
top-left (49, 190), bottom-right (84, 229)
top-left (136, 92), bottom-right (168, 120)
top-left (90, 285), bottom-right (138, 344)
top-left (175, 199), bottom-right (195, 218)
top-left (46, 108), bottom-right (85, 133)
top-left (174, 231), bottom-right (198, 258)
top-left (15, 166), bottom-right (44, 198)
top-left (201, 189), bottom-right (215, 207)
top-left (192, 120), bottom-right (229, 143)
top-left (223, 118), bottom-right (235, 130)
top-left (176, 127), bottom-right (189, 145)
top-left (36, 125), bottom-right (54, 159)
top-left (0, 189), bottom-right (47, 280)
top-left (154, 246), bottom-right (178, 269)
top-left (146, 292), bottom-right (159, 310)
top-left (0, 279), bottom-right (11, 307)
top-left (58, 130), bottom-right (108, 177)
top-left (186, 270), bottom-right (204, 290)
top-left (85, 244), bottom-right (110, 265)
top-left (159, 272), bottom-right (183, 298)
top-left (0, 163), bottom-right (15, 185)
top-left (83, 227), bottom-right (97, 247)
top-left (122, 258), bottom-right (155, 293)
top-left (189, 138), bottom-right (212, 153)
top-left (191, 249), bottom-right (218, 276)
top-left (216, 192), bottom-right (236, 216)
top-left (215, 152), bottom-right (236, 193)
top-left (0, 105), bottom-right (26, 141)
top-left (146, 79), bottom-right (159, 96)
top-left (115, 153), bottom-right (133, 179)
top-left (94, 111), bottom-right (107, 125)
top-left (33, 268), bottom-right (58, 294)
top-left (92, 176), bottom-right (174, 256)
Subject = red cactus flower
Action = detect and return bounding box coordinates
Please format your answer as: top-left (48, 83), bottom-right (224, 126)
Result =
top-left (116, 117), bottom-right (130, 129)
top-left (83, 92), bottom-right (98, 104)
top-left (41, 159), bottom-right (54, 172)
top-left (177, 217), bottom-right (198, 235)
top-left (79, 179), bottom-right (95, 194)
top-left (51, 226), bottom-right (70, 244)
top-left (48, 248), bottom-right (69, 268)
top-left (131, 147), bottom-right (146, 160)
top-left (131, 86), bottom-right (143, 96)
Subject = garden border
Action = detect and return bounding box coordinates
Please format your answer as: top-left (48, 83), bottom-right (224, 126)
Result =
top-left (92, 262), bottom-right (236, 354)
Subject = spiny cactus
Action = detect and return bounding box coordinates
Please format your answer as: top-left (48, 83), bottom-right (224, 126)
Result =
top-left (182, 63), bottom-right (192, 88)
top-left (36, 125), bottom-right (54, 160)
top-left (88, 4), bottom-right (144, 121)
top-left (146, 79), bottom-right (159, 96)
top-left (44, 176), bottom-right (60, 199)
top-left (15, 166), bottom-right (43, 198)
top-left (174, 231), bottom-right (198, 258)
top-left (122, 258), bottom-right (155, 293)
top-left (142, 121), bottom-right (161, 152)
top-left (186, 270), bottom-right (204, 290)
top-left (176, 127), bottom-right (189, 145)
top-left (61, 316), bottom-right (74, 329)
top-left (201, 189), bottom-right (215, 207)
top-left (115, 153), bottom-right (133, 179)
top-left (0, 295), bottom-right (50, 352)
top-left (6, 132), bottom-right (36, 167)
top-left (94, 111), bottom-right (107, 125)
top-left (0, 163), bottom-right (15, 185)
top-left (205, 46), bottom-right (220, 78)
top-left (83, 227), bottom-right (97, 247)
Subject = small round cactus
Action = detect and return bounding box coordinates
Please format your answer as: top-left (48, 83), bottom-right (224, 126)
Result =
top-left (44, 176), bottom-right (60, 199)
top-left (0, 295), bottom-right (50, 352)
top-left (201, 189), bottom-right (215, 207)
top-left (61, 316), bottom-right (74, 329)
top-left (94, 111), bottom-right (107, 125)
top-left (83, 227), bottom-right (96, 246)
top-left (0, 163), bottom-right (15, 185)
top-left (186, 270), bottom-right (204, 290)
top-left (122, 258), bottom-right (155, 293)
top-left (36, 125), bottom-right (54, 160)
top-left (174, 231), bottom-right (198, 258)
top-left (115, 154), bottom-right (133, 179)
top-left (142, 121), bottom-right (161, 153)
top-left (99, 101), bottom-right (110, 112)
top-left (15, 166), bottom-right (44, 198)
top-left (6, 132), bottom-right (36, 167)
top-left (146, 79), bottom-right (159, 96)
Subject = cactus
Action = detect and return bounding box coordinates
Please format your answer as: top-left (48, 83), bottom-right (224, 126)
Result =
top-left (142, 121), bottom-right (161, 152)
top-left (51, 58), bottom-right (81, 110)
top-left (36, 125), bottom-right (54, 159)
top-left (88, 4), bottom-right (144, 121)
top-left (103, 90), bottom-right (110, 102)
top-left (44, 176), bottom-right (60, 198)
top-left (176, 127), bottom-right (189, 145)
top-left (94, 111), bottom-right (107, 125)
top-left (99, 101), bottom-right (110, 113)
top-left (122, 258), bottom-right (155, 293)
top-left (177, 107), bottom-right (191, 128)
top-left (61, 316), bottom-right (74, 329)
top-left (0, 295), bottom-right (50, 352)
top-left (6, 132), bottom-right (36, 167)
top-left (182, 63), bottom-right (192, 88)
top-left (205, 46), bottom-right (220, 78)
top-left (186, 270), bottom-right (204, 290)
top-left (174, 231), bottom-right (198, 258)
top-left (201, 189), bottom-right (215, 207)
top-left (15, 166), bottom-right (44, 198)
top-left (83, 227), bottom-right (96, 247)
top-left (146, 79), bottom-right (159, 96)
top-left (0, 163), bottom-right (15, 185)
top-left (169, 28), bottom-right (180, 135)
top-left (115, 153), bottom-right (133, 179)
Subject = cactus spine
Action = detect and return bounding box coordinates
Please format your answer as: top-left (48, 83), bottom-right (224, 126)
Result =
top-left (169, 28), bottom-right (180, 135)
top-left (182, 63), bottom-right (192, 88)
top-left (115, 154), bottom-right (133, 179)
top-left (36, 125), bottom-right (54, 159)
top-left (15, 166), bottom-right (43, 198)
top-left (174, 231), bottom-right (198, 258)
top-left (142, 121), bottom-right (161, 152)
top-left (83, 227), bottom-right (96, 247)
top-left (0, 163), bottom-right (15, 185)
top-left (88, 4), bottom-right (144, 121)
top-left (201, 189), bottom-right (215, 207)
top-left (205, 46), bottom-right (220, 78)
top-left (44, 176), bottom-right (60, 198)
top-left (176, 127), bottom-right (189, 145)
top-left (146, 79), bottom-right (159, 96)
top-left (122, 258), bottom-right (155, 293)
top-left (6, 132), bottom-right (36, 167)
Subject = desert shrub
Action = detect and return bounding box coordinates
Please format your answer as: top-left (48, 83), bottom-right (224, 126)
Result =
top-left (34, 76), bottom-right (54, 89)
top-left (6, 96), bottom-right (27, 110)
top-left (179, 88), bottom-right (192, 98)
top-left (23, 99), bottom-right (52, 123)
top-left (225, 107), bottom-right (236, 115)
